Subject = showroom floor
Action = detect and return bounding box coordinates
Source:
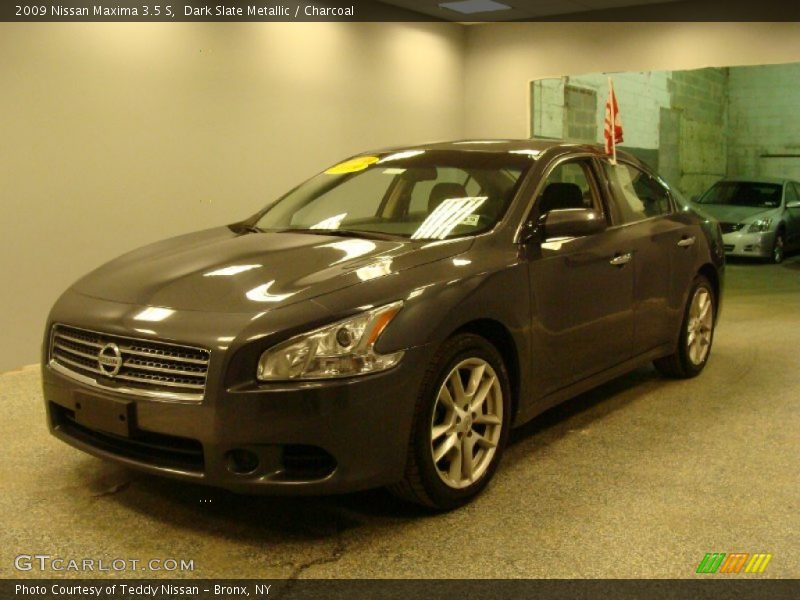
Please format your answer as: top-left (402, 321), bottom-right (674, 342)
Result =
top-left (1, 257), bottom-right (798, 579)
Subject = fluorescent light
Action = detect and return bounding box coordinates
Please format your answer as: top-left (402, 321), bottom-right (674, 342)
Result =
top-left (133, 307), bottom-right (175, 322)
top-left (204, 264), bottom-right (262, 277)
top-left (439, 0), bottom-right (511, 15)
top-left (378, 150), bottom-right (425, 163)
top-left (453, 140), bottom-right (505, 144)
top-left (510, 149), bottom-right (542, 158)
top-left (246, 281), bottom-right (295, 303)
top-left (310, 213), bottom-right (347, 230)
top-left (320, 239), bottom-right (377, 264)
top-left (356, 259), bottom-right (393, 282)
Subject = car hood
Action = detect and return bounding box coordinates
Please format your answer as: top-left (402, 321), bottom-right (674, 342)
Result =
top-left (72, 226), bottom-right (472, 313)
top-left (692, 203), bottom-right (777, 224)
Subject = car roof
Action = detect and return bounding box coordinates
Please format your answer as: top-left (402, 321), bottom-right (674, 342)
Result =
top-left (369, 138), bottom-right (637, 161)
top-left (717, 176), bottom-right (790, 186)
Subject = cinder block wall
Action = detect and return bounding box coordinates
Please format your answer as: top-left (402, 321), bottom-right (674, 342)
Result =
top-left (728, 63), bottom-right (800, 181)
top-left (668, 68), bottom-right (729, 198)
top-left (530, 68), bottom-right (728, 198)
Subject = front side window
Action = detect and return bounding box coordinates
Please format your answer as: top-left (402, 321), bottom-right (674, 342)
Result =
top-left (785, 182), bottom-right (799, 205)
top-left (255, 151), bottom-right (532, 240)
top-left (697, 181), bottom-right (782, 209)
top-left (602, 162), bottom-right (672, 224)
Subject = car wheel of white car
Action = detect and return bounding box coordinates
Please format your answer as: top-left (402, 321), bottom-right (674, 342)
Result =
top-left (772, 231), bottom-right (785, 264)
top-left (389, 333), bottom-right (511, 510)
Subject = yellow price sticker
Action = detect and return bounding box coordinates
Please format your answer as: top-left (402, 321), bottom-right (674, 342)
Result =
top-left (325, 156), bottom-right (380, 175)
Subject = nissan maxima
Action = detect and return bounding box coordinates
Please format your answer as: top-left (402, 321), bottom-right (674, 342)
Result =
top-left (43, 140), bottom-right (724, 509)
top-left (693, 177), bottom-right (800, 263)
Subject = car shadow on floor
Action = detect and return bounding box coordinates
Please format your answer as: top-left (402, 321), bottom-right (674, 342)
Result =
top-left (725, 251), bottom-right (799, 266)
top-left (83, 364), bottom-right (666, 545)
top-left (781, 256), bottom-right (800, 270)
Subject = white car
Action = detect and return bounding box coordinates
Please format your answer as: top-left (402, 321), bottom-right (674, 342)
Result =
top-left (693, 178), bottom-right (800, 263)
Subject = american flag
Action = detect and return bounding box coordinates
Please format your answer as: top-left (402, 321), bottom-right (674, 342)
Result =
top-left (604, 79), bottom-right (624, 161)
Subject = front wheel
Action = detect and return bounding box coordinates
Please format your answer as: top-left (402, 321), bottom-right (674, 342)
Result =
top-left (771, 231), bottom-right (785, 264)
top-left (389, 334), bottom-right (511, 510)
top-left (654, 275), bottom-right (716, 379)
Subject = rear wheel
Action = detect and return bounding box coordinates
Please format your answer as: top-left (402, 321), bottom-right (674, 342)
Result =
top-left (389, 333), bottom-right (511, 510)
top-left (654, 275), bottom-right (715, 379)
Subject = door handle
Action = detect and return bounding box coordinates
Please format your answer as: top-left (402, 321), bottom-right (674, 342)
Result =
top-left (609, 252), bottom-right (632, 267)
top-left (677, 236), bottom-right (696, 248)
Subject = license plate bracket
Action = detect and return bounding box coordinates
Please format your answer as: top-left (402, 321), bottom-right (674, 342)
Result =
top-left (73, 393), bottom-right (134, 437)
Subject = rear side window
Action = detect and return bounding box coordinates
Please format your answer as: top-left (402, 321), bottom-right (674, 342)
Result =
top-left (536, 160), bottom-right (604, 216)
top-left (602, 162), bottom-right (672, 224)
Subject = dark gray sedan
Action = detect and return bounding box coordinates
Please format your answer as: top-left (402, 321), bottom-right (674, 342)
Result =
top-left (42, 140), bottom-right (724, 509)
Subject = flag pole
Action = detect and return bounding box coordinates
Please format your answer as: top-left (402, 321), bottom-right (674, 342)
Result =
top-left (610, 77), bottom-right (618, 165)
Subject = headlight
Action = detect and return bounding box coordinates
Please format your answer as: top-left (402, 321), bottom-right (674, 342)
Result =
top-left (257, 301), bottom-right (404, 381)
top-left (747, 218), bottom-right (773, 233)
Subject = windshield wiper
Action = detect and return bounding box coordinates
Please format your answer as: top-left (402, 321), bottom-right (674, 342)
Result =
top-left (274, 228), bottom-right (406, 241)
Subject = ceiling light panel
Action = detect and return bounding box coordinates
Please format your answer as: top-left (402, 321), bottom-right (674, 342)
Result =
top-left (439, 0), bottom-right (512, 14)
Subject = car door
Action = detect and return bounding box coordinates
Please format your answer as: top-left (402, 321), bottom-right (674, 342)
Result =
top-left (525, 157), bottom-right (635, 395)
top-left (784, 182), bottom-right (800, 249)
top-left (598, 159), bottom-right (697, 356)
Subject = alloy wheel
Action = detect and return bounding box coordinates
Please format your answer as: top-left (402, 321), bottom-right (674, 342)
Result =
top-left (686, 287), bottom-right (713, 366)
top-left (430, 358), bottom-right (503, 489)
top-left (773, 234), bottom-right (785, 264)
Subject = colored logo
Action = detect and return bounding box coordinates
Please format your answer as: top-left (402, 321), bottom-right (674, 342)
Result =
top-left (696, 553), bottom-right (772, 574)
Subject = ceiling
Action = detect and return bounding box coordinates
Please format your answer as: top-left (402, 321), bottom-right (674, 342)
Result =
top-left (377, 0), bottom-right (685, 21)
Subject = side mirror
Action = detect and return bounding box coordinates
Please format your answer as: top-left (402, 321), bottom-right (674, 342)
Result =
top-left (787, 200), bottom-right (800, 209)
top-left (539, 208), bottom-right (606, 239)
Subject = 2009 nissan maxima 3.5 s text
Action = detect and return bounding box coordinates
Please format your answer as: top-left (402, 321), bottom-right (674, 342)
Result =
top-left (43, 140), bottom-right (724, 509)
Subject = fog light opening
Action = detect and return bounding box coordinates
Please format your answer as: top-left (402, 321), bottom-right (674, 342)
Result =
top-left (225, 449), bottom-right (260, 475)
top-left (281, 445), bottom-right (336, 480)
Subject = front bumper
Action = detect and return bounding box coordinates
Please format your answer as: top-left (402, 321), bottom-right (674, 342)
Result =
top-left (722, 229), bottom-right (775, 258)
top-left (42, 294), bottom-right (429, 495)
top-left (43, 350), bottom-right (428, 495)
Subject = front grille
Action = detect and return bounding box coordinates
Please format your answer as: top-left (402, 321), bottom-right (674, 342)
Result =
top-left (719, 222), bottom-right (744, 234)
top-left (50, 324), bottom-right (210, 401)
top-left (51, 403), bottom-right (204, 473)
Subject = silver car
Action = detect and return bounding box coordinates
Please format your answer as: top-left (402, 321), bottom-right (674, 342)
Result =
top-left (693, 178), bottom-right (800, 263)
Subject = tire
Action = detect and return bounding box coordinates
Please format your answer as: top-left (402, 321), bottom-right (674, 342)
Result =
top-left (654, 275), bottom-right (716, 379)
top-left (771, 230), bottom-right (785, 264)
top-left (388, 333), bottom-right (511, 510)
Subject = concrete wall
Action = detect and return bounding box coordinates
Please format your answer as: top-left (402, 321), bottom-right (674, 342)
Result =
top-left (669, 68), bottom-right (728, 197)
top-left (529, 68), bottom-right (727, 197)
top-left (465, 22), bottom-right (800, 138)
top-left (0, 23), bottom-right (466, 371)
top-left (469, 23), bottom-right (800, 198)
top-left (531, 72), bottom-right (670, 148)
top-left (728, 63), bottom-right (800, 181)
top-left (528, 61), bottom-right (800, 198)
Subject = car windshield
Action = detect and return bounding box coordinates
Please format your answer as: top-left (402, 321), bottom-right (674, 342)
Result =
top-left (254, 150), bottom-right (534, 240)
top-left (697, 181), bottom-right (782, 208)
